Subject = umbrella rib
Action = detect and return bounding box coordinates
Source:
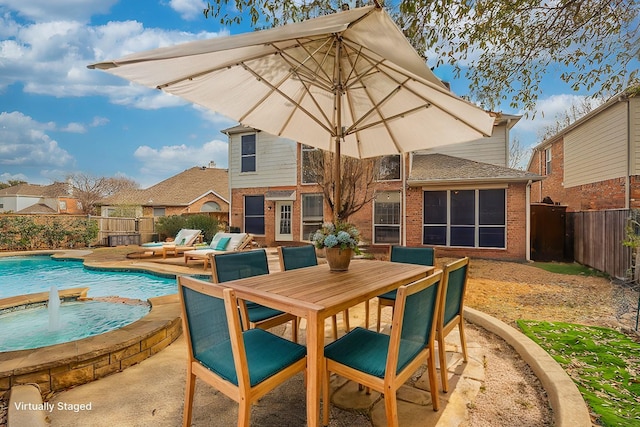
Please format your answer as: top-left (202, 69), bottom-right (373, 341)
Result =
top-left (238, 61), bottom-right (335, 136)
top-left (278, 37), bottom-right (335, 88)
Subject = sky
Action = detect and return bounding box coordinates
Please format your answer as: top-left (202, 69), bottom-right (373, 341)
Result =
top-left (0, 0), bottom-right (613, 189)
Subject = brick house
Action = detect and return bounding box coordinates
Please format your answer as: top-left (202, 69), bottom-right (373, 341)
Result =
top-left (224, 114), bottom-right (543, 261)
top-left (0, 182), bottom-right (84, 214)
top-left (527, 87), bottom-right (640, 211)
top-left (100, 165), bottom-right (229, 220)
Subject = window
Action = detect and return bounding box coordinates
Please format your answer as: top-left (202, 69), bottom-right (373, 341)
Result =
top-left (423, 189), bottom-right (506, 248)
top-left (153, 207), bottom-right (166, 217)
top-left (545, 147), bottom-right (552, 175)
top-left (241, 134), bottom-right (256, 172)
top-left (58, 200), bottom-right (67, 211)
top-left (302, 194), bottom-right (323, 240)
top-left (375, 155), bottom-right (401, 181)
top-left (201, 201), bottom-right (221, 212)
top-left (301, 144), bottom-right (322, 184)
top-left (244, 195), bottom-right (265, 235)
top-left (373, 191), bottom-right (401, 244)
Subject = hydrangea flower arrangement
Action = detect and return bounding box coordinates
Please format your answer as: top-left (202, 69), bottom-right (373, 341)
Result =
top-left (311, 221), bottom-right (361, 255)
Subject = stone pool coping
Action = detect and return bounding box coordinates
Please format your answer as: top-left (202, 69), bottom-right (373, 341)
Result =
top-left (0, 251), bottom-right (183, 394)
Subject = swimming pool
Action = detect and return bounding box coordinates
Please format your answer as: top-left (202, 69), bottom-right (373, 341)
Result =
top-left (0, 255), bottom-right (176, 300)
top-left (0, 255), bottom-right (179, 352)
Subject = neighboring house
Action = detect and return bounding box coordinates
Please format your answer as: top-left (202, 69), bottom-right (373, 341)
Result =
top-left (527, 87), bottom-right (640, 211)
top-left (100, 165), bottom-right (229, 219)
top-left (0, 182), bottom-right (83, 214)
top-left (225, 114), bottom-right (543, 261)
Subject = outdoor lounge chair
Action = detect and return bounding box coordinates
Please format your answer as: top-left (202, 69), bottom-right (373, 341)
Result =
top-left (183, 232), bottom-right (253, 270)
top-left (437, 257), bottom-right (470, 392)
top-left (277, 245), bottom-right (350, 340)
top-left (322, 270), bottom-right (443, 426)
top-left (210, 249), bottom-right (299, 342)
top-left (142, 229), bottom-right (202, 259)
top-left (376, 246), bottom-right (436, 332)
top-left (178, 275), bottom-right (307, 427)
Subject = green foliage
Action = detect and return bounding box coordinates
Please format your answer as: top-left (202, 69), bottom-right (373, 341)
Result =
top-left (0, 216), bottom-right (99, 250)
top-left (155, 215), bottom-right (220, 243)
top-left (203, 0), bottom-right (639, 113)
top-left (531, 262), bottom-right (608, 277)
top-left (518, 320), bottom-right (640, 427)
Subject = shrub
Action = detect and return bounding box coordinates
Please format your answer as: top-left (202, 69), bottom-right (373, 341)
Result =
top-left (155, 215), bottom-right (220, 243)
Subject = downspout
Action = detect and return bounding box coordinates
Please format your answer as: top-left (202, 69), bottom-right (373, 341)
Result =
top-left (526, 179), bottom-right (532, 261)
top-left (403, 153), bottom-right (412, 246)
top-left (227, 133), bottom-right (233, 231)
top-left (626, 96), bottom-right (631, 209)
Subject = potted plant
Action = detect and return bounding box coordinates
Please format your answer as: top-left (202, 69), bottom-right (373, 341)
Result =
top-left (312, 222), bottom-right (361, 271)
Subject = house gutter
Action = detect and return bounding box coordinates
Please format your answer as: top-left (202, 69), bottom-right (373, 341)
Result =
top-left (526, 179), bottom-right (532, 261)
top-left (626, 96), bottom-right (631, 209)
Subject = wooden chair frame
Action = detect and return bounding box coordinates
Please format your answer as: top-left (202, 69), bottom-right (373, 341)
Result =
top-left (277, 245), bottom-right (350, 340)
top-left (210, 251), bottom-right (298, 342)
top-left (178, 276), bottom-right (306, 427)
top-left (437, 257), bottom-right (470, 392)
top-left (323, 270), bottom-right (443, 427)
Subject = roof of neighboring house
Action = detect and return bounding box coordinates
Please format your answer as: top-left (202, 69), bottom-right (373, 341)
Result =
top-left (103, 167), bottom-right (229, 207)
top-left (0, 182), bottom-right (74, 198)
top-left (16, 203), bottom-right (57, 214)
top-left (408, 153), bottom-right (542, 186)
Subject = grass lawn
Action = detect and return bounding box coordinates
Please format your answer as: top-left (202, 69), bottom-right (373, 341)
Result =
top-left (531, 261), bottom-right (609, 277)
top-left (518, 320), bottom-right (640, 426)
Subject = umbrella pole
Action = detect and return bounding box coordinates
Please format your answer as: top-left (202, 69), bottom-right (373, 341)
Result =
top-left (334, 37), bottom-right (343, 223)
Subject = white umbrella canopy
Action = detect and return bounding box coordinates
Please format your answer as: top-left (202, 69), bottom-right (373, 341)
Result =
top-left (89, 5), bottom-right (495, 219)
top-left (89, 5), bottom-right (493, 158)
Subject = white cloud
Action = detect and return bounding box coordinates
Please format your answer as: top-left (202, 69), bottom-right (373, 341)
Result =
top-left (61, 122), bottom-right (86, 133)
top-left (169, 0), bottom-right (207, 21)
top-left (0, 111), bottom-right (75, 167)
top-left (133, 139), bottom-right (228, 186)
top-left (0, 0), bottom-right (118, 23)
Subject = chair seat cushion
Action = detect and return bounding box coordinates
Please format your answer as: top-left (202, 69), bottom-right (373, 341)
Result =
top-left (378, 289), bottom-right (397, 301)
top-left (245, 302), bottom-right (288, 323)
top-left (197, 328), bottom-right (306, 387)
top-left (324, 327), bottom-right (423, 377)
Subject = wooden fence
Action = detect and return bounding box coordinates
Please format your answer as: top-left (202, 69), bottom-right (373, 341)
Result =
top-left (92, 216), bottom-right (156, 246)
top-left (571, 209), bottom-right (632, 280)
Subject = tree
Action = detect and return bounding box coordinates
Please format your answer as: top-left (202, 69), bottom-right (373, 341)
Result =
top-left (66, 173), bottom-right (138, 215)
top-left (0, 180), bottom-right (27, 190)
top-left (203, 0), bottom-right (639, 113)
top-left (304, 148), bottom-right (376, 220)
top-left (508, 136), bottom-right (530, 170)
top-left (537, 95), bottom-right (605, 141)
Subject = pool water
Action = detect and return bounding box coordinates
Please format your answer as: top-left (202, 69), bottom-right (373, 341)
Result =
top-left (0, 255), bottom-right (179, 352)
top-left (0, 256), bottom-right (176, 300)
top-left (0, 300), bottom-right (150, 351)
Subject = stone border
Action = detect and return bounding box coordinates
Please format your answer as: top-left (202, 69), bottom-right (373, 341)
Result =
top-left (465, 307), bottom-right (591, 427)
top-left (0, 294), bottom-right (181, 394)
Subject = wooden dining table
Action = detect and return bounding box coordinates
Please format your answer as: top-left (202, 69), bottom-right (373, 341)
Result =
top-left (218, 259), bottom-right (433, 427)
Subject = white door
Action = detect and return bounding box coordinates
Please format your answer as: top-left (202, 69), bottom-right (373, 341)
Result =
top-left (275, 201), bottom-right (293, 241)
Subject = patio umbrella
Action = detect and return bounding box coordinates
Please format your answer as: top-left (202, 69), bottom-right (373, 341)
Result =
top-left (89, 5), bottom-right (495, 218)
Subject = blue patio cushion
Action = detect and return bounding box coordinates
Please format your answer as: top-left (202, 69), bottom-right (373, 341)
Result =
top-left (324, 327), bottom-right (423, 377)
top-left (214, 236), bottom-right (231, 251)
top-left (197, 328), bottom-right (306, 387)
top-left (280, 245), bottom-right (317, 270)
top-left (443, 264), bottom-right (468, 324)
top-left (244, 302), bottom-right (288, 323)
top-left (381, 246), bottom-right (436, 302)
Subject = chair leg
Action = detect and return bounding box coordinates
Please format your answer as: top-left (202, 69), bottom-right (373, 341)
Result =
top-left (238, 399), bottom-right (251, 427)
top-left (383, 389), bottom-right (399, 427)
top-left (459, 321), bottom-right (468, 362)
top-left (376, 300), bottom-right (382, 332)
top-left (428, 352), bottom-right (440, 411)
top-left (322, 365), bottom-right (330, 426)
top-left (331, 316), bottom-right (338, 340)
top-left (364, 299), bottom-right (370, 329)
top-left (437, 330), bottom-right (449, 393)
top-left (182, 371), bottom-right (196, 427)
top-left (291, 317), bottom-right (299, 343)
top-left (342, 309), bottom-right (350, 332)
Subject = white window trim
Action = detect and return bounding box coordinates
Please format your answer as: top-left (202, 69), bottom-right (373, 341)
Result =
top-left (301, 193), bottom-right (324, 241)
top-left (372, 191), bottom-right (402, 245)
top-left (374, 154), bottom-right (402, 182)
top-left (240, 133), bottom-right (257, 174)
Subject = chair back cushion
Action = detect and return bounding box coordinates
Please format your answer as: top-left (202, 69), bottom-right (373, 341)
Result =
top-left (390, 246), bottom-right (434, 266)
top-left (280, 245), bottom-right (317, 270)
top-left (213, 250), bottom-right (269, 283)
top-left (209, 232), bottom-right (249, 251)
top-left (214, 236), bottom-right (232, 251)
top-left (443, 259), bottom-right (469, 325)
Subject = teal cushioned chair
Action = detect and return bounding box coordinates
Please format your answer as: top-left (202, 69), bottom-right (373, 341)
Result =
top-left (178, 276), bottom-right (306, 427)
top-left (210, 249), bottom-right (298, 342)
top-left (277, 245), bottom-right (350, 340)
top-left (376, 246), bottom-right (435, 332)
top-left (437, 257), bottom-right (470, 392)
top-left (322, 270), bottom-right (443, 426)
